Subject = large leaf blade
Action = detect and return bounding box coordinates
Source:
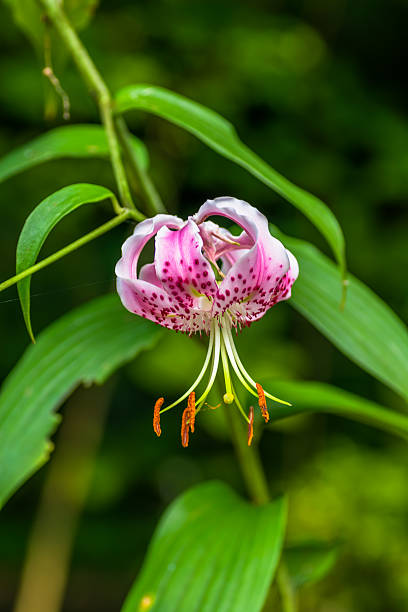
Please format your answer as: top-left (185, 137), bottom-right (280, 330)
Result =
top-left (0, 124), bottom-right (148, 185)
top-left (122, 481), bottom-right (287, 612)
top-left (16, 182), bottom-right (117, 341)
top-left (0, 294), bottom-right (162, 508)
top-left (275, 230), bottom-right (408, 402)
top-left (265, 380), bottom-right (408, 439)
top-left (115, 84), bottom-right (346, 274)
top-left (292, 249), bottom-right (408, 402)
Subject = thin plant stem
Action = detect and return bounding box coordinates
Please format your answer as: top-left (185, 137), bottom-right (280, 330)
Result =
top-left (276, 564), bottom-right (297, 612)
top-left (37, 0), bottom-right (137, 213)
top-left (0, 211), bottom-right (137, 293)
top-left (224, 400), bottom-right (269, 505)
top-left (224, 390), bottom-right (296, 612)
top-left (115, 117), bottom-right (165, 215)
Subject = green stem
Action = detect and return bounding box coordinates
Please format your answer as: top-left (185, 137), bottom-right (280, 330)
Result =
top-left (224, 403), bottom-right (269, 505)
top-left (115, 117), bottom-right (165, 215)
top-left (276, 565), bottom-right (297, 612)
top-left (0, 211), bottom-right (135, 293)
top-left (37, 0), bottom-right (136, 213)
top-left (225, 400), bottom-right (296, 612)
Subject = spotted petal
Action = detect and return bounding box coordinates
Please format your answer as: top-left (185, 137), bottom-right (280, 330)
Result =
top-left (155, 219), bottom-right (218, 308)
top-left (115, 214), bottom-right (183, 281)
top-left (194, 197), bottom-right (297, 323)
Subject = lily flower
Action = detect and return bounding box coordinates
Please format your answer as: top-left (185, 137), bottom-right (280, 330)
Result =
top-left (116, 197), bottom-right (298, 446)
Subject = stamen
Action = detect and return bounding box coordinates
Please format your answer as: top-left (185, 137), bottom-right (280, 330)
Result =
top-left (256, 383), bottom-right (269, 423)
top-left (224, 324), bottom-right (292, 406)
top-left (220, 323), bottom-right (259, 401)
top-left (188, 392), bottom-right (196, 433)
top-left (196, 324), bottom-right (221, 407)
top-left (181, 406), bottom-right (190, 447)
top-left (160, 322), bottom-right (215, 414)
top-left (209, 259), bottom-right (225, 279)
top-left (247, 406), bottom-right (254, 446)
top-left (153, 398), bottom-right (164, 436)
top-left (204, 402), bottom-right (221, 410)
top-left (210, 230), bottom-right (241, 246)
top-left (220, 339), bottom-right (234, 405)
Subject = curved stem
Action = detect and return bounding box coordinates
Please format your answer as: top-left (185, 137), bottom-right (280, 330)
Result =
top-left (0, 211), bottom-right (132, 293)
top-left (224, 399), bottom-right (269, 505)
top-left (276, 564), bottom-right (297, 612)
top-left (225, 385), bottom-right (296, 612)
top-left (115, 117), bottom-right (165, 215)
top-left (37, 0), bottom-right (137, 213)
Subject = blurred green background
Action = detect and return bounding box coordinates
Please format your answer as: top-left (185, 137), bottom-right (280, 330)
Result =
top-left (1, 0), bottom-right (408, 610)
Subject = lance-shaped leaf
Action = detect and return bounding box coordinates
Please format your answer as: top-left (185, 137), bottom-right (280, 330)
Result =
top-left (270, 228), bottom-right (408, 402)
top-left (0, 124), bottom-right (148, 185)
top-left (264, 380), bottom-right (408, 439)
top-left (115, 84), bottom-right (346, 277)
top-left (0, 294), bottom-right (162, 508)
top-left (16, 182), bottom-right (118, 341)
top-left (121, 481), bottom-right (287, 612)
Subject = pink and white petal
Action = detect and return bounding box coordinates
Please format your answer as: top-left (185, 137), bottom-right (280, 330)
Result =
top-left (117, 277), bottom-right (183, 327)
top-left (115, 214), bottom-right (183, 280)
top-left (155, 219), bottom-right (218, 307)
top-left (286, 249), bottom-right (299, 284)
top-left (139, 263), bottom-right (163, 288)
top-left (194, 197), bottom-right (270, 243)
top-left (213, 236), bottom-right (290, 318)
top-left (272, 249), bottom-right (299, 302)
top-left (117, 278), bottom-right (210, 333)
top-left (198, 220), bottom-right (253, 262)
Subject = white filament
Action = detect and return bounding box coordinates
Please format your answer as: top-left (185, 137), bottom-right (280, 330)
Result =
top-left (160, 322), bottom-right (215, 413)
top-left (224, 323), bottom-right (291, 406)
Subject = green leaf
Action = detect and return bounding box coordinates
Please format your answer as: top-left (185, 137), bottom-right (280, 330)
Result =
top-left (0, 124), bottom-right (148, 184)
top-left (122, 481), bottom-right (287, 612)
top-left (115, 84), bottom-right (346, 276)
top-left (0, 294), bottom-right (162, 508)
top-left (16, 182), bottom-right (117, 341)
top-left (273, 229), bottom-right (408, 402)
top-left (284, 542), bottom-right (340, 588)
top-left (265, 380), bottom-right (408, 440)
top-left (2, 0), bottom-right (98, 57)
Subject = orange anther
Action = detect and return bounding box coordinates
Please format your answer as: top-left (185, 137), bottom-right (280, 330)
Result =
top-left (181, 406), bottom-right (190, 447)
top-left (153, 398), bottom-right (164, 437)
top-left (205, 402), bottom-right (221, 410)
top-left (188, 392), bottom-right (196, 433)
top-left (256, 383), bottom-right (269, 423)
top-left (248, 406), bottom-right (254, 446)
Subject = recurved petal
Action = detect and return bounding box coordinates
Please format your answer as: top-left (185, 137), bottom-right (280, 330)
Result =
top-left (213, 231), bottom-right (291, 321)
top-left (117, 277), bottom-right (185, 329)
top-left (155, 219), bottom-right (218, 307)
top-left (115, 214), bottom-right (184, 280)
top-left (139, 263), bottom-right (163, 288)
top-left (198, 220), bottom-right (253, 262)
top-left (274, 249), bottom-right (299, 302)
top-left (194, 196), bottom-right (270, 242)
